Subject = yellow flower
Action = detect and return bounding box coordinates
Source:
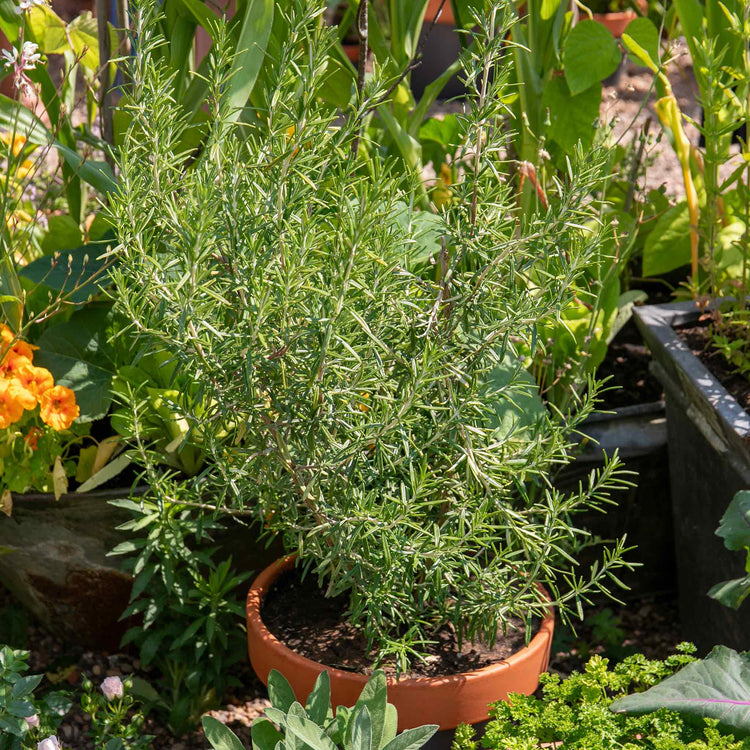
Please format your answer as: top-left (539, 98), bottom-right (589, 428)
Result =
top-left (0, 325), bottom-right (37, 366)
top-left (39, 385), bottom-right (79, 431)
top-left (0, 352), bottom-right (32, 379)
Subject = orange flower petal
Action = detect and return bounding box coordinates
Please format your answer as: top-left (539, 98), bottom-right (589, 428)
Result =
top-left (39, 385), bottom-right (79, 431)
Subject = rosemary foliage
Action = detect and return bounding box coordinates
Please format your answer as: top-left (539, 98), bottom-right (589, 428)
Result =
top-left (109, 0), bottom-right (633, 668)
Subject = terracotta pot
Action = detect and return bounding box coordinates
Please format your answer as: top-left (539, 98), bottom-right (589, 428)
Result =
top-left (247, 555), bottom-right (555, 731)
top-left (592, 0), bottom-right (647, 38)
top-left (426, 0), bottom-right (455, 26)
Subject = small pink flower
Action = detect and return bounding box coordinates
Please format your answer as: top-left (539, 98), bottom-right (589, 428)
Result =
top-left (25, 713), bottom-right (40, 728)
top-left (37, 738), bottom-right (60, 750)
top-left (100, 675), bottom-right (124, 701)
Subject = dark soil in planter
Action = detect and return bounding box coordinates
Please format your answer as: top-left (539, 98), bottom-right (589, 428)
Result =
top-left (595, 319), bottom-right (663, 409)
top-left (261, 568), bottom-right (532, 679)
top-left (676, 322), bottom-right (750, 415)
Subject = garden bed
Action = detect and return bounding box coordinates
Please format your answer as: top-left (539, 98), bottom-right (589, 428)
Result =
top-left (0, 581), bottom-right (682, 750)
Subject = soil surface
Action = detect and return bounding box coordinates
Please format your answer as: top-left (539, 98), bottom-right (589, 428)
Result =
top-left (677, 321), bottom-right (750, 415)
top-left (261, 569), bottom-right (531, 679)
top-left (595, 319), bottom-right (663, 409)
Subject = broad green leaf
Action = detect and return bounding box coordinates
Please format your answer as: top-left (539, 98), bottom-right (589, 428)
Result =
top-left (252, 718), bottom-right (285, 750)
top-left (67, 12), bottom-right (100, 70)
top-left (305, 671), bottom-right (330, 726)
top-left (26, 5), bottom-right (68, 54)
top-left (10, 674), bottom-right (42, 699)
top-left (34, 305), bottom-right (116, 421)
top-left (19, 241), bottom-right (116, 304)
top-left (642, 201), bottom-right (691, 276)
top-left (202, 716), bottom-right (246, 750)
top-left (348, 672), bottom-right (387, 750)
top-left (707, 574), bottom-right (750, 610)
top-left (0, 0), bottom-right (20, 41)
top-left (715, 490), bottom-right (750, 552)
top-left (379, 704), bottom-right (397, 750)
top-left (622, 17), bottom-right (660, 69)
top-left (40, 215), bottom-right (84, 255)
top-left (542, 77), bottom-right (601, 154)
top-left (351, 705), bottom-right (373, 750)
top-left (285, 713), bottom-right (338, 750)
top-left (563, 20), bottom-right (621, 95)
top-left (484, 351), bottom-right (546, 441)
top-left (380, 725), bottom-right (439, 750)
top-left (268, 669), bottom-right (298, 712)
top-left (611, 646), bottom-right (750, 737)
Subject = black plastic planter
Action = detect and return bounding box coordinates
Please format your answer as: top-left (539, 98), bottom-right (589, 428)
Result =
top-left (556, 401), bottom-right (675, 597)
top-left (633, 301), bottom-right (750, 653)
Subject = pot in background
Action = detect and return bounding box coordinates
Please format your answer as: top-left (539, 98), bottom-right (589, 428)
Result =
top-left (247, 554), bottom-right (555, 732)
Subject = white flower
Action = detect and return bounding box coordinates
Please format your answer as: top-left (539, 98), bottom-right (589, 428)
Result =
top-left (20, 42), bottom-right (41, 71)
top-left (37, 738), bottom-right (61, 750)
top-left (1, 47), bottom-right (17, 70)
top-left (1, 42), bottom-right (40, 72)
top-left (25, 714), bottom-right (40, 728)
top-left (100, 675), bottom-right (124, 701)
top-left (16, 0), bottom-right (47, 13)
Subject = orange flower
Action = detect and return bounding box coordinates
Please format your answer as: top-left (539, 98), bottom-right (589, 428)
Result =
top-left (0, 325), bottom-right (37, 368)
top-left (39, 385), bottom-right (79, 431)
top-left (15, 364), bottom-right (53, 402)
top-left (0, 378), bottom-right (28, 428)
top-left (0, 352), bottom-right (32, 379)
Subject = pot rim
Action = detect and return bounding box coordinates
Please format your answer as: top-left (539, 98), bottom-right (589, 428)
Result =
top-left (246, 553), bottom-right (555, 687)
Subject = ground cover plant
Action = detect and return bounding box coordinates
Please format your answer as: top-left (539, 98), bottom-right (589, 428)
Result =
top-left (454, 645), bottom-right (750, 750)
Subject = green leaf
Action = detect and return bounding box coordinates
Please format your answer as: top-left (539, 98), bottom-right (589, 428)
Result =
top-left (34, 305), bottom-right (116, 422)
top-left (67, 12), bottom-right (100, 69)
top-left (352, 705), bottom-right (373, 750)
top-left (26, 5), bottom-right (68, 54)
top-left (305, 671), bottom-right (330, 726)
top-left (202, 716), bottom-right (247, 750)
top-left (642, 201), bottom-right (691, 276)
top-left (227, 0), bottom-right (274, 121)
top-left (285, 713), bottom-right (338, 750)
top-left (715, 491), bottom-right (750, 552)
top-left (20, 242), bottom-right (115, 303)
top-left (542, 77), bottom-right (601, 154)
top-left (75, 452), bottom-right (132, 493)
top-left (707, 575), bottom-right (750, 610)
top-left (622, 17), bottom-right (660, 69)
top-left (10, 674), bottom-right (42, 699)
top-left (268, 669), bottom-right (298, 712)
top-left (610, 646), bottom-right (750, 737)
top-left (349, 672), bottom-right (387, 750)
top-left (380, 725), bottom-right (439, 750)
top-left (0, 95), bottom-right (117, 194)
top-left (252, 718), bottom-right (284, 750)
top-left (39, 216), bottom-right (84, 255)
top-left (379, 704), bottom-right (397, 750)
top-left (563, 20), bottom-right (621, 95)
top-left (483, 352), bottom-right (546, 441)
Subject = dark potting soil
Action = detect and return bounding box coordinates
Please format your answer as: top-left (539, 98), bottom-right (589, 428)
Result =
top-left (676, 322), bottom-right (750, 416)
top-left (595, 319), bottom-right (663, 409)
top-left (261, 569), bottom-right (532, 679)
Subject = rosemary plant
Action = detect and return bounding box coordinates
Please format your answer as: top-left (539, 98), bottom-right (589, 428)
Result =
top-left (109, 0), bottom-right (632, 669)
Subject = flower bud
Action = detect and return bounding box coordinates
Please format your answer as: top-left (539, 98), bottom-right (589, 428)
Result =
top-left (100, 675), bottom-right (124, 701)
top-left (37, 737), bottom-right (60, 750)
top-left (25, 713), bottom-right (40, 728)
